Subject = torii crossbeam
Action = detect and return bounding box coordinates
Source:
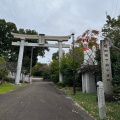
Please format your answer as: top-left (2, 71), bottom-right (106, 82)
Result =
top-left (11, 32), bottom-right (71, 85)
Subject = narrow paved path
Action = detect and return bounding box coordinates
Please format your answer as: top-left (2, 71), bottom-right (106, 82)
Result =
top-left (0, 78), bottom-right (94, 120)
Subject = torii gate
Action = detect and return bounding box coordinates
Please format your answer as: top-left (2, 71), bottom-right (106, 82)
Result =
top-left (11, 32), bottom-right (71, 85)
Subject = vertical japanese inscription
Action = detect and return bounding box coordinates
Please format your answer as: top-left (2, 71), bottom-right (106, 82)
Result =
top-left (100, 40), bottom-right (113, 94)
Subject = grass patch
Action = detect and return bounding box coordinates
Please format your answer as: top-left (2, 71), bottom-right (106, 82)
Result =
top-left (62, 87), bottom-right (120, 120)
top-left (0, 83), bottom-right (28, 94)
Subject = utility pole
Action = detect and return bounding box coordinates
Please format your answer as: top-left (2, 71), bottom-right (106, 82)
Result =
top-left (71, 32), bottom-right (76, 95)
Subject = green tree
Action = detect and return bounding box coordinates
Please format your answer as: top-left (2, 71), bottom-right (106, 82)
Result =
top-left (32, 62), bottom-right (51, 80)
top-left (0, 19), bottom-right (18, 61)
top-left (75, 29), bottom-right (100, 87)
top-left (0, 19), bottom-right (49, 73)
top-left (52, 51), bottom-right (59, 60)
top-left (102, 15), bottom-right (120, 47)
top-left (49, 30), bottom-right (98, 87)
top-left (75, 29), bottom-right (99, 48)
top-left (17, 29), bottom-right (49, 72)
top-left (60, 46), bottom-right (83, 87)
top-left (32, 62), bottom-right (46, 76)
top-left (49, 51), bottom-right (65, 83)
top-left (102, 15), bottom-right (120, 100)
top-left (0, 57), bottom-right (8, 84)
top-left (49, 59), bottom-right (59, 83)
top-left (42, 64), bottom-right (51, 80)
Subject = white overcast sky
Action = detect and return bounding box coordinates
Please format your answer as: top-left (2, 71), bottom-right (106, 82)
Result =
top-left (0, 0), bottom-right (120, 63)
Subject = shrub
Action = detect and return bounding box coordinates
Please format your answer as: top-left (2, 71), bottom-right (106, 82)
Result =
top-left (51, 74), bottom-right (59, 83)
top-left (57, 82), bottom-right (66, 88)
top-left (0, 57), bottom-right (8, 84)
top-left (42, 72), bottom-right (51, 81)
top-left (113, 86), bottom-right (120, 101)
top-left (3, 77), bottom-right (10, 82)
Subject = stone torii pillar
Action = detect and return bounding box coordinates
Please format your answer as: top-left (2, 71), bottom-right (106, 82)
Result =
top-left (15, 39), bottom-right (25, 85)
top-left (58, 41), bottom-right (63, 82)
top-left (11, 32), bottom-right (70, 85)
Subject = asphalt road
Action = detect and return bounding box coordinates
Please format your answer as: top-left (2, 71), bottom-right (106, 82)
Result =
top-left (0, 78), bottom-right (94, 120)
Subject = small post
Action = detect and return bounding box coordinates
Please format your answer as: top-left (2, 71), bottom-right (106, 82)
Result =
top-left (97, 81), bottom-right (106, 119)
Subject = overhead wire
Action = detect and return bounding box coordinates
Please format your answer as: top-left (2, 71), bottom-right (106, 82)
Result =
top-left (6, 0), bottom-right (21, 25)
top-left (113, 0), bottom-right (119, 18)
top-left (110, 0), bottom-right (120, 18)
top-left (110, 0), bottom-right (115, 17)
top-left (117, 0), bottom-right (120, 17)
top-left (0, 0), bottom-right (10, 20)
top-left (0, 0), bottom-right (43, 32)
top-left (7, 0), bottom-right (40, 30)
top-left (1, 0), bottom-right (17, 25)
top-left (0, 0), bottom-right (27, 29)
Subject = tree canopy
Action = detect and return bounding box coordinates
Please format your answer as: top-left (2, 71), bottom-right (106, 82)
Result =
top-left (102, 15), bottom-right (120, 100)
top-left (75, 29), bottom-right (100, 48)
top-left (0, 19), bottom-right (49, 72)
top-left (0, 19), bottom-right (18, 61)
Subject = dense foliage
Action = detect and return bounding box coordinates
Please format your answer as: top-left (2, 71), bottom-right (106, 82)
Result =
top-left (42, 46), bottom-right (83, 87)
top-left (0, 19), bottom-right (18, 61)
top-left (0, 57), bottom-right (8, 84)
top-left (42, 30), bottom-right (100, 88)
top-left (0, 19), bottom-right (49, 73)
top-left (32, 62), bottom-right (47, 76)
top-left (102, 15), bottom-right (120, 100)
top-left (60, 46), bottom-right (83, 87)
top-left (18, 29), bottom-right (49, 72)
top-left (49, 59), bottom-right (59, 83)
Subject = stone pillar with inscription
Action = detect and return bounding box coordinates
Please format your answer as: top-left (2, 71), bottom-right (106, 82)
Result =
top-left (100, 40), bottom-right (113, 100)
top-left (97, 81), bottom-right (106, 119)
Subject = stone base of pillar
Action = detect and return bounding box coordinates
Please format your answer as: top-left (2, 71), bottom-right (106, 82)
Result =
top-left (82, 72), bottom-right (96, 93)
top-left (14, 83), bottom-right (22, 86)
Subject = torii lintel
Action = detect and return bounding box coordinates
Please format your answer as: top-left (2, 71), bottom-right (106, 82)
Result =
top-left (11, 32), bottom-right (71, 85)
top-left (11, 32), bottom-right (71, 42)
